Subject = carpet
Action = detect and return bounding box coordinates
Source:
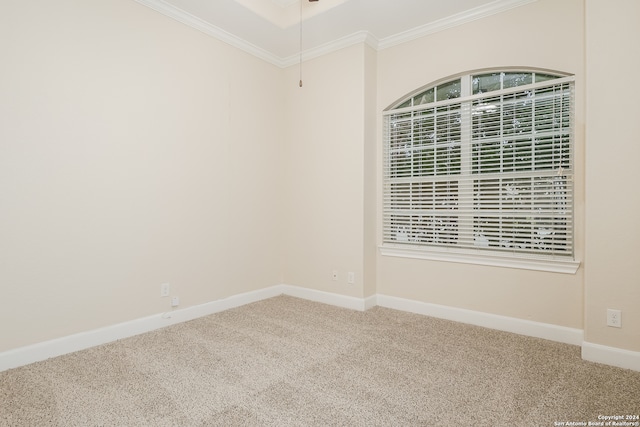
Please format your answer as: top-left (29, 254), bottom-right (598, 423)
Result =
top-left (1, 295), bottom-right (639, 426)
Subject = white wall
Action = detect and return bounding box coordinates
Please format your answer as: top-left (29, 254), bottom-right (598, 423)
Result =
top-left (585, 0), bottom-right (640, 352)
top-left (0, 0), bottom-right (283, 352)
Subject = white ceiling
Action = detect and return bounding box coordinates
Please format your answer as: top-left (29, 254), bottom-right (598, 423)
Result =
top-left (134, 0), bottom-right (536, 67)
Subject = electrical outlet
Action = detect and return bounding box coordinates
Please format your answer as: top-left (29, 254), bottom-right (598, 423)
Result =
top-left (332, 270), bottom-right (338, 281)
top-left (607, 309), bottom-right (621, 328)
top-left (160, 283), bottom-right (170, 297)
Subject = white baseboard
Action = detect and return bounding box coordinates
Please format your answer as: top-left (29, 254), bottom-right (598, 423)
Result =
top-left (376, 294), bottom-right (584, 346)
top-left (364, 294), bottom-right (378, 310)
top-left (582, 341), bottom-right (640, 372)
top-left (279, 284), bottom-right (372, 311)
top-left (4, 286), bottom-right (637, 374)
top-left (0, 286), bottom-right (284, 373)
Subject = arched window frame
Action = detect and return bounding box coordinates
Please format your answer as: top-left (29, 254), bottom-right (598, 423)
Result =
top-left (381, 69), bottom-right (580, 274)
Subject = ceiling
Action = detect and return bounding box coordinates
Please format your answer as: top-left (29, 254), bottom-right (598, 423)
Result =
top-left (134, 0), bottom-right (536, 67)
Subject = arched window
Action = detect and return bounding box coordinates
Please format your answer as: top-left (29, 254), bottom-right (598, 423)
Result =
top-left (382, 70), bottom-right (577, 272)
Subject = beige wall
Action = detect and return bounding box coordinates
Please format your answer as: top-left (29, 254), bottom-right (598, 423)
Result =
top-left (2, 0), bottom-right (639, 358)
top-left (584, 0), bottom-right (640, 352)
top-left (0, 0), bottom-right (283, 351)
top-left (363, 44), bottom-right (378, 299)
top-left (375, 0), bottom-right (586, 329)
top-left (281, 44), bottom-right (367, 298)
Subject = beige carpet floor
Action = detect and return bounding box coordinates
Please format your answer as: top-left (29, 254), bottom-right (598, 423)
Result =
top-left (1, 295), bottom-right (639, 426)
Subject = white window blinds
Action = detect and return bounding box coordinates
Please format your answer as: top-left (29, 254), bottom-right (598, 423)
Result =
top-left (383, 71), bottom-right (575, 260)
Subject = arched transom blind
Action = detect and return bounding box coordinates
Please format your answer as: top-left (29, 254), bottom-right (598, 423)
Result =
top-left (383, 71), bottom-right (575, 259)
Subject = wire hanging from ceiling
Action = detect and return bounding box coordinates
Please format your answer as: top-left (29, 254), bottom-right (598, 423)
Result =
top-left (299, 0), bottom-right (318, 87)
top-left (299, 0), bottom-right (303, 87)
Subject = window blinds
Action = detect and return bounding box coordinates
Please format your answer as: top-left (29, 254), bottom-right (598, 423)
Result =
top-left (383, 74), bottom-right (574, 259)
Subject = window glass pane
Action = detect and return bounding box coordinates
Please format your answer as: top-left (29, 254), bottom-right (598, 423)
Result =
top-left (473, 73), bottom-right (501, 94)
top-left (397, 99), bottom-right (412, 109)
top-left (413, 88), bottom-right (434, 106)
top-left (436, 79), bottom-right (461, 101)
top-left (503, 72), bottom-right (533, 89)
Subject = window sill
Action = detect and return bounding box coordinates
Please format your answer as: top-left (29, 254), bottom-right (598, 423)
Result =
top-left (379, 245), bottom-right (580, 274)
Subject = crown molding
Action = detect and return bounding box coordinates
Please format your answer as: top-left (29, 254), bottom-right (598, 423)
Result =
top-left (133, 0), bottom-right (284, 66)
top-left (279, 30), bottom-right (378, 68)
top-left (378, 0), bottom-right (538, 51)
top-left (134, 0), bottom-right (538, 68)
top-left (270, 0), bottom-right (298, 7)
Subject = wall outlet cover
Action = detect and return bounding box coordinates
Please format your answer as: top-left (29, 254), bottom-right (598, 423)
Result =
top-left (160, 283), bottom-right (170, 297)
